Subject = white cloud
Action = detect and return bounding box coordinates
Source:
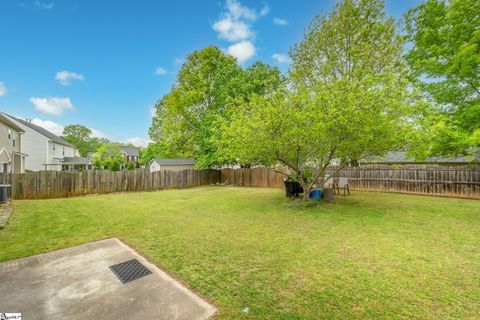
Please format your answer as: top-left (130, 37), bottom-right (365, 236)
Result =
top-left (272, 53), bottom-right (292, 64)
top-left (213, 18), bottom-right (253, 42)
top-left (149, 106), bottom-right (156, 118)
top-left (31, 118), bottom-right (64, 136)
top-left (29, 118), bottom-right (108, 139)
top-left (228, 41), bottom-right (256, 64)
top-left (55, 70), bottom-right (85, 86)
top-left (34, 1), bottom-right (54, 10)
top-left (154, 67), bottom-right (167, 76)
top-left (213, 0), bottom-right (267, 64)
top-left (212, 0), bottom-right (264, 42)
top-left (124, 137), bottom-right (149, 148)
top-left (225, 0), bottom-right (257, 21)
top-left (273, 18), bottom-right (288, 26)
top-left (0, 82), bottom-right (6, 97)
top-left (30, 96), bottom-right (74, 116)
top-left (260, 3), bottom-right (269, 16)
top-left (90, 128), bottom-right (108, 139)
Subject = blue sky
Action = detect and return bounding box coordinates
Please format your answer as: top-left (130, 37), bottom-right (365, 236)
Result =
top-left (0, 0), bottom-right (421, 147)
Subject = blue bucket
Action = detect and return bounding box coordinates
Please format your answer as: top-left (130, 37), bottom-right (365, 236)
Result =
top-left (309, 189), bottom-right (322, 199)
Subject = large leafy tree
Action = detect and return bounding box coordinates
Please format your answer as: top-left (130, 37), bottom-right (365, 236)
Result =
top-left (148, 46), bottom-right (283, 168)
top-left (404, 0), bottom-right (480, 158)
top-left (222, 0), bottom-right (411, 198)
top-left (91, 143), bottom-right (124, 171)
top-left (62, 124), bottom-right (107, 157)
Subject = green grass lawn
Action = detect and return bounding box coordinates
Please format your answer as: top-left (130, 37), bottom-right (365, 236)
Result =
top-left (1, 187), bottom-right (479, 319)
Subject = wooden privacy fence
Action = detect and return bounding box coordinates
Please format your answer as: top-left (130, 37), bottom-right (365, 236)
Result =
top-left (2, 166), bottom-right (480, 200)
top-left (327, 166), bottom-right (480, 199)
top-left (222, 166), bottom-right (480, 199)
top-left (6, 169), bottom-right (220, 200)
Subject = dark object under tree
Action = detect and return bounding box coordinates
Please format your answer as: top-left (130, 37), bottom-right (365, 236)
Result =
top-left (284, 179), bottom-right (304, 197)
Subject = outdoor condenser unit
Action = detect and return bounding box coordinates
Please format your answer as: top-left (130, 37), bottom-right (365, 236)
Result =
top-left (0, 184), bottom-right (11, 203)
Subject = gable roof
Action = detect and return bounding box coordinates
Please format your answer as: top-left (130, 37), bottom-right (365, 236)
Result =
top-left (0, 113), bottom-right (24, 133)
top-left (2, 113), bottom-right (75, 148)
top-left (361, 151), bottom-right (470, 164)
top-left (120, 146), bottom-right (139, 157)
top-left (150, 158), bottom-right (195, 166)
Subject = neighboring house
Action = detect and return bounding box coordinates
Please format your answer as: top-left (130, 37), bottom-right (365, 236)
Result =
top-left (120, 146), bottom-right (139, 163)
top-left (2, 113), bottom-right (78, 171)
top-left (0, 113), bottom-right (27, 173)
top-left (360, 151), bottom-right (471, 166)
top-left (61, 157), bottom-right (93, 171)
top-left (149, 158), bottom-right (195, 172)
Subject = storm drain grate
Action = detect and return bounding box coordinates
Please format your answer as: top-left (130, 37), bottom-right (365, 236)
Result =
top-left (109, 259), bottom-right (152, 284)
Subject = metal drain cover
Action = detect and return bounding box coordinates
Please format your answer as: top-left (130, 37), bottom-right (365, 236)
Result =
top-left (109, 259), bottom-right (152, 284)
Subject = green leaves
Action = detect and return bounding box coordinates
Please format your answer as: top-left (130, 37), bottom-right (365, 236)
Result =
top-left (224, 0), bottom-right (410, 196)
top-left (404, 0), bottom-right (480, 157)
top-left (62, 124), bottom-right (108, 157)
top-left (148, 46), bottom-right (283, 168)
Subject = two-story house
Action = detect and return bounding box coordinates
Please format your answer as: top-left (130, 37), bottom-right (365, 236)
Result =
top-left (0, 113), bottom-right (27, 173)
top-left (2, 113), bottom-right (78, 171)
top-left (120, 146), bottom-right (139, 163)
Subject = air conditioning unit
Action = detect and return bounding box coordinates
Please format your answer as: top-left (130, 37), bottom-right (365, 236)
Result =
top-left (0, 184), bottom-right (11, 203)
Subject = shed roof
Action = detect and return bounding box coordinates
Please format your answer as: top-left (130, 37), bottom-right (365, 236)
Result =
top-left (61, 157), bottom-right (92, 164)
top-left (150, 158), bottom-right (195, 166)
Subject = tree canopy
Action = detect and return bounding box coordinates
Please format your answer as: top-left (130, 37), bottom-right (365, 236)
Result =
top-left (404, 0), bottom-right (480, 158)
top-left (62, 124), bottom-right (108, 157)
top-left (221, 0), bottom-right (411, 197)
top-left (148, 46), bottom-right (283, 168)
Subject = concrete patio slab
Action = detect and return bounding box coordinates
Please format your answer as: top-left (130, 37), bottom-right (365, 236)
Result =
top-left (0, 238), bottom-right (216, 320)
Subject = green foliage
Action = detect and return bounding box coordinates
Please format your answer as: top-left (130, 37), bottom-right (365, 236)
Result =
top-left (62, 124), bottom-right (108, 157)
top-left (223, 0), bottom-right (411, 197)
top-left (125, 162), bottom-right (136, 170)
top-left (91, 143), bottom-right (124, 171)
top-left (404, 0), bottom-right (480, 157)
top-left (148, 46), bottom-right (283, 168)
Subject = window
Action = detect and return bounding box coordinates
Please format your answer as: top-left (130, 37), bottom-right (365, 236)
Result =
top-left (8, 129), bottom-right (11, 139)
top-left (63, 147), bottom-right (65, 155)
top-left (13, 139), bottom-right (15, 147)
top-left (53, 144), bottom-right (56, 150)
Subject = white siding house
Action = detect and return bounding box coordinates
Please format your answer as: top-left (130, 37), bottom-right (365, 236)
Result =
top-left (2, 113), bottom-right (78, 171)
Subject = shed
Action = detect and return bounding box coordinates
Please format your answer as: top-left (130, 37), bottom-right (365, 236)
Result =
top-left (149, 158), bottom-right (195, 172)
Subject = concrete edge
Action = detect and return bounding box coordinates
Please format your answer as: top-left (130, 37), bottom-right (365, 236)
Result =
top-left (0, 237), bottom-right (217, 319)
top-left (113, 238), bottom-right (217, 319)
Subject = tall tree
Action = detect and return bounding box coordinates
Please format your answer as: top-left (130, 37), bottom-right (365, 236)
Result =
top-left (404, 0), bottom-right (480, 158)
top-left (62, 124), bottom-right (107, 157)
top-left (148, 46), bottom-right (283, 168)
top-left (222, 0), bottom-right (411, 198)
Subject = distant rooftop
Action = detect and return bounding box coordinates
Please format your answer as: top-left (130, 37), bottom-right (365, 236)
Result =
top-left (361, 151), bottom-right (470, 164)
top-left (61, 157), bottom-right (92, 164)
top-left (3, 113), bottom-right (75, 148)
top-left (120, 146), bottom-right (139, 157)
top-left (150, 158), bottom-right (195, 165)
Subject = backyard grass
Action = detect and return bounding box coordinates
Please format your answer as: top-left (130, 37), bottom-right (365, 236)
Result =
top-left (0, 187), bottom-right (479, 319)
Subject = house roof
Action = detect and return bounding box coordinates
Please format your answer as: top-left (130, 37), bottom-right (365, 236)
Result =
top-left (361, 151), bottom-right (470, 164)
top-left (150, 158), bottom-right (195, 166)
top-left (61, 157), bottom-right (92, 164)
top-left (3, 113), bottom-right (75, 148)
top-left (0, 113), bottom-right (24, 133)
top-left (120, 146), bottom-right (139, 157)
